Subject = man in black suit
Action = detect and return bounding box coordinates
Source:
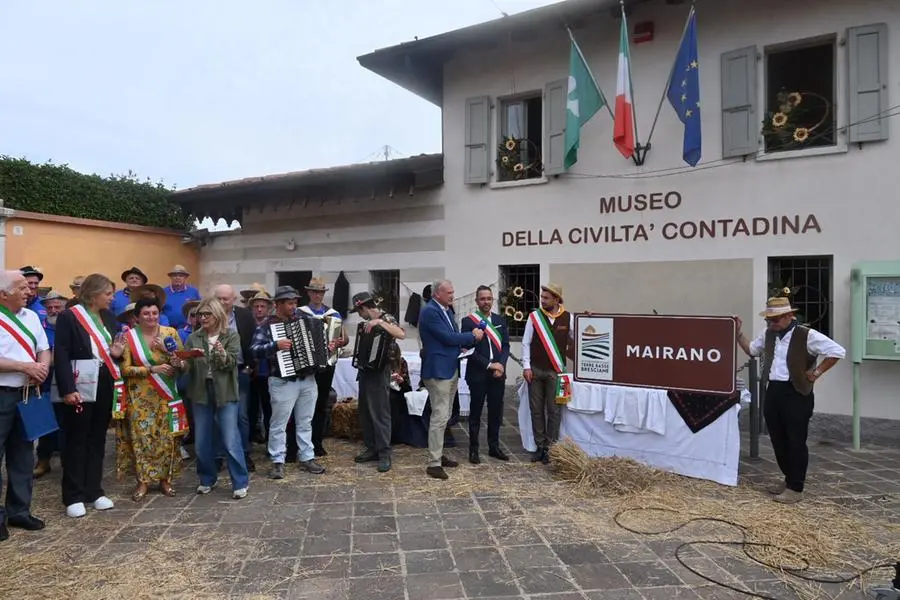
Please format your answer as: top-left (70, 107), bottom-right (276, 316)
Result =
top-left (214, 284), bottom-right (259, 472)
top-left (460, 285), bottom-right (510, 464)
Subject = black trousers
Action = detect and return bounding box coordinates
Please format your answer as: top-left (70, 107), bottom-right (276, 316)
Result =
top-left (467, 377), bottom-right (505, 449)
top-left (60, 369), bottom-right (113, 506)
top-left (248, 375), bottom-right (272, 440)
top-left (764, 381), bottom-right (815, 493)
top-left (311, 366), bottom-right (336, 449)
top-left (0, 388), bottom-right (35, 521)
top-left (358, 369), bottom-right (392, 457)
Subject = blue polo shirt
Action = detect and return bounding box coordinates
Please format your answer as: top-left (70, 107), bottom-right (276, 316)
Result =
top-left (111, 289), bottom-right (170, 330)
top-left (178, 325), bottom-right (192, 344)
top-left (28, 296), bottom-right (47, 327)
top-left (40, 321), bottom-right (55, 395)
top-left (163, 285), bottom-right (201, 329)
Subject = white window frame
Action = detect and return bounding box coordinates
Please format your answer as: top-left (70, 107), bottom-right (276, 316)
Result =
top-left (490, 90), bottom-right (549, 189)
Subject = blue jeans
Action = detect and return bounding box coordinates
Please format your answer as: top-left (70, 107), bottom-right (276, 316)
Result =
top-left (194, 382), bottom-right (249, 491)
top-left (268, 376), bottom-right (318, 463)
top-left (215, 371), bottom-right (251, 459)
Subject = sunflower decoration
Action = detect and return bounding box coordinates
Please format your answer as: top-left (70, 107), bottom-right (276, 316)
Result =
top-left (504, 306), bottom-right (515, 317)
top-left (761, 90), bottom-right (832, 151)
top-left (497, 135), bottom-right (543, 181)
top-left (513, 311), bottom-right (525, 322)
top-left (512, 286), bottom-right (524, 299)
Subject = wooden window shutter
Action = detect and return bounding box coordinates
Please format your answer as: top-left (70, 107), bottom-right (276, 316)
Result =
top-left (464, 96), bottom-right (492, 184)
top-left (847, 23), bottom-right (889, 143)
top-left (543, 79), bottom-right (568, 175)
top-left (720, 46), bottom-right (758, 158)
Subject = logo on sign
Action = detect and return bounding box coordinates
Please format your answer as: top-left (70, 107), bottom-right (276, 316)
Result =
top-left (578, 320), bottom-right (613, 380)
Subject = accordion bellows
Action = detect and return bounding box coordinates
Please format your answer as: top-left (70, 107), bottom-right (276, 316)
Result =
top-left (352, 322), bottom-right (393, 371)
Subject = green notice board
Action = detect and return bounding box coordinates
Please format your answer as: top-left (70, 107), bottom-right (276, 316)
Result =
top-left (850, 261), bottom-right (900, 363)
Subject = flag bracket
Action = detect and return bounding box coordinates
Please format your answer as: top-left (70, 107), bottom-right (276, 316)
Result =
top-left (631, 143), bottom-right (651, 166)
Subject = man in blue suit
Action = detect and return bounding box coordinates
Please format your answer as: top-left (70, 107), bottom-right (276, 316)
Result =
top-left (419, 279), bottom-right (483, 480)
top-left (461, 285), bottom-right (510, 464)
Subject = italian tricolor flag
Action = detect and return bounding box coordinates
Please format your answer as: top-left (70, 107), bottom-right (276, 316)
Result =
top-left (613, 16), bottom-right (636, 159)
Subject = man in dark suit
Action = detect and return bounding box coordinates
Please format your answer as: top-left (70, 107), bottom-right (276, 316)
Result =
top-left (214, 284), bottom-right (258, 472)
top-left (419, 279), bottom-right (482, 480)
top-left (461, 285), bottom-right (510, 464)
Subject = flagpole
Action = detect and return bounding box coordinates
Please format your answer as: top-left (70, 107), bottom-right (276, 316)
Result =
top-left (620, 0), bottom-right (642, 157)
top-left (567, 27), bottom-right (614, 120)
top-left (645, 4), bottom-right (695, 147)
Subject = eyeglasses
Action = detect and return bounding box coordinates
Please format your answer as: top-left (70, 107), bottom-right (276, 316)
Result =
top-left (197, 311), bottom-right (213, 318)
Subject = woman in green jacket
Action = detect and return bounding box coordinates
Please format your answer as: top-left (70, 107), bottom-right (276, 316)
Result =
top-left (183, 298), bottom-right (249, 499)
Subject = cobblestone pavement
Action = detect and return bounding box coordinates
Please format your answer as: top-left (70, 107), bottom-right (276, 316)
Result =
top-left (4, 395), bottom-right (900, 600)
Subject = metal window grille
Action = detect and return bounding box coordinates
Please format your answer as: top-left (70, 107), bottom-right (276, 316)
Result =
top-left (768, 255), bottom-right (833, 337)
top-left (370, 270), bottom-right (400, 318)
top-left (276, 271), bottom-right (312, 306)
top-left (499, 264), bottom-right (540, 338)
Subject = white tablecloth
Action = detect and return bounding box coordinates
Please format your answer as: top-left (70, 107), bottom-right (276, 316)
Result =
top-left (517, 380), bottom-right (741, 486)
top-left (332, 353), bottom-right (471, 415)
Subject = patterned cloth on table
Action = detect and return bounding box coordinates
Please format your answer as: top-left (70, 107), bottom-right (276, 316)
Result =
top-left (116, 325), bottom-right (184, 483)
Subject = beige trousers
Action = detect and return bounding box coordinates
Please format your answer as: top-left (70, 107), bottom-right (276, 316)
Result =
top-left (423, 376), bottom-right (459, 467)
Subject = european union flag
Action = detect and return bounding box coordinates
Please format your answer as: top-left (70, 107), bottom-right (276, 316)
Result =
top-left (666, 9), bottom-right (701, 166)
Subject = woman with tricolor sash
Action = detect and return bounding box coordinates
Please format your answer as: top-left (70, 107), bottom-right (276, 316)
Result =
top-left (116, 297), bottom-right (187, 501)
top-left (54, 273), bottom-right (124, 519)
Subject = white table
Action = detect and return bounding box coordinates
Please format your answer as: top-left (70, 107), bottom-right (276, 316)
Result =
top-left (517, 380), bottom-right (742, 486)
top-left (332, 353), bottom-right (472, 415)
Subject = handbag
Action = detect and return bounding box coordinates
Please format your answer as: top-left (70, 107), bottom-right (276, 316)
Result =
top-left (50, 359), bottom-right (101, 403)
top-left (17, 385), bottom-right (59, 442)
top-left (404, 389), bottom-right (429, 417)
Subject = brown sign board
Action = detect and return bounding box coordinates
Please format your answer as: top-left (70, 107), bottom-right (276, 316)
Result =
top-left (573, 313), bottom-right (737, 395)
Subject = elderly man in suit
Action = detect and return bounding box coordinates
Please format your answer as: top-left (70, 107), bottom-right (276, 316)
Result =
top-left (419, 279), bottom-right (483, 480)
top-left (461, 285), bottom-right (510, 464)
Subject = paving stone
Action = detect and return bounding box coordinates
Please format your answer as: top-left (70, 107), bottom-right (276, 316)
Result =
top-left (349, 551), bottom-right (401, 577)
top-left (454, 546), bottom-right (508, 572)
top-left (347, 575), bottom-right (406, 600)
top-left (512, 566), bottom-right (578, 594)
top-left (406, 572), bottom-right (465, 600)
top-left (399, 531), bottom-right (449, 551)
top-left (458, 569), bottom-right (521, 597)
top-left (405, 549), bottom-right (456, 574)
top-left (617, 560), bottom-right (684, 588)
top-left (502, 544), bottom-right (562, 568)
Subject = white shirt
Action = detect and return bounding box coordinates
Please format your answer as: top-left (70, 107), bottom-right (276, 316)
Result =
top-left (748, 325), bottom-right (846, 381)
top-left (521, 311), bottom-right (575, 370)
top-left (0, 307), bottom-right (50, 387)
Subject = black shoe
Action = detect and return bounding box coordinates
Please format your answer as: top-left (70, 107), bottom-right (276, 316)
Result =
top-left (377, 456), bottom-right (392, 473)
top-left (468, 448), bottom-right (481, 464)
top-left (355, 449), bottom-right (378, 463)
top-left (7, 515), bottom-right (45, 531)
top-left (314, 446), bottom-right (328, 457)
top-left (488, 447), bottom-right (510, 461)
top-left (245, 455), bottom-right (256, 473)
top-left (426, 466), bottom-right (448, 480)
top-left (541, 448), bottom-right (550, 465)
top-left (530, 450), bottom-right (544, 462)
top-left (0, 522), bottom-right (7, 541)
top-left (441, 456), bottom-right (459, 468)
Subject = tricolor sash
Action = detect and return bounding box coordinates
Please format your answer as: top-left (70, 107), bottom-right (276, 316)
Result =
top-left (0, 305), bottom-right (37, 361)
top-left (71, 305), bottom-right (127, 416)
top-left (125, 328), bottom-right (178, 402)
top-left (467, 311), bottom-right (502, 354)
top-left (529, 310), bottom-right (571, 404)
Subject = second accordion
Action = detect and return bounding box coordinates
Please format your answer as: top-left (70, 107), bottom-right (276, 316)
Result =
top-left (352, 321), bottom-right (393, 371)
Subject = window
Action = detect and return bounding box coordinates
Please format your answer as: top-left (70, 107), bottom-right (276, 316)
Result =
top-left (370, 269), bottom-right (400, 319)
top-left (763, 38), bottom-right (836, 153)
top-left (768, 256), bottom-right (832, 337)
top-left (497, 94), bottom-right (544, 182)
top-left (277, 271), bottom-right (312, 305)
top-left (498, 264), bottom-right (540, 338)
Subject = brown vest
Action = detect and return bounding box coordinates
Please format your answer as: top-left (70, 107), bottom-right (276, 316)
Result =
top-left (529, 310), bottom-right (571, 372)
top-left (761, 325), bottom-right (817, 396)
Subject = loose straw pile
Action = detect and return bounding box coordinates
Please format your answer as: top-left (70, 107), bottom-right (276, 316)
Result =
top-left (548, 438), bottom-right (670, 496)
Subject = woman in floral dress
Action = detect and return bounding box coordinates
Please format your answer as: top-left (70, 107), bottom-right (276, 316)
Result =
top-left (117, 297), bottom-right (186, 501)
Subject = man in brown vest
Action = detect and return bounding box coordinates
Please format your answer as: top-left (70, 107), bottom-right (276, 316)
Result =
top-left (522, 283), bottom-right (574, 464)
top-left (736, 296), bottom-right (845, 504)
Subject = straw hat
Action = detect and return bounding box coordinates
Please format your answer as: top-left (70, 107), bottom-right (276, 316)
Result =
top-left (167, 264), bottom-right (190, 277)
top-left (759, 297), bottom-right (797, 318)
top-left (249, 291), bottom-right (273, 305)
top-left (117, 302), bottom-right (137, 324)
top-left (120, 266), bottom-right (148, 285)
top-left (182, 300), bottom-right (200, 319)
top-left (240, 282), bottom-right (268, 300)
top-left (305, 277), bottom-right (328, 292)
top-left (41, 290), bottom-right (69, 305)
top-left (131, 283), bottom-right (167, 307)
top-left (70, 275), bottom-right (85, 293)
top-left (540, 283), bottom-right (564, 301)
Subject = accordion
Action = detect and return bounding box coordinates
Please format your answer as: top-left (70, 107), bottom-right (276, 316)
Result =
top-left (352, 321), bottom-right (393, 371)
top-left (270, 317), bottom-right (329, 377)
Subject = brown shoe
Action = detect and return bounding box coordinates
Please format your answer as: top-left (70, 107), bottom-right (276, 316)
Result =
top-left (767, 482), bottom-right (787, 495)
top-left (441, 456), bottom-right (459, 468)
top-left (33, 459), bottom-right (51, 479)
top-left (426, 466), bottom-right (448, 480)
top-left (773, 489), bottom-right (802, 504)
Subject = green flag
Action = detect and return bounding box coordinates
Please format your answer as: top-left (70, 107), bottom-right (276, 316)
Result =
top-left (564, 36), bottom-right (607, 169)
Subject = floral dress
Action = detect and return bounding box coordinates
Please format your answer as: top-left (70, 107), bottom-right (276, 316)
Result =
top-left (116, 325), bottom-right (184, 483)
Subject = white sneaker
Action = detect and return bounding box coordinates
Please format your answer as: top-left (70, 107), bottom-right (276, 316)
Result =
top-left (179, 446), bottom-right (190, 460)
top-left (91, 496), bottom-right (115, 511)
top-left (232, 487), bottom-right (248, 499)
top-left (196, 484), bottom-right (214, 495)
top-left (66, 503), bottom-right (86, 518)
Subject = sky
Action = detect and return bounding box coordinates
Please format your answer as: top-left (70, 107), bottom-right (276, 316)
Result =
top-left (0, 0), bottom-right (563, 195)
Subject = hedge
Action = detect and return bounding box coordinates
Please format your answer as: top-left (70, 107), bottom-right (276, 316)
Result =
top-left (0, 156), bottom-right (192, 230)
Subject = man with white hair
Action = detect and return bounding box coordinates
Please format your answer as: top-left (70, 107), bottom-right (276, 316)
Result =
top-left (213, 284), bottom-right (258, 472)
top-left (0, 270), bottom-right (51, 540)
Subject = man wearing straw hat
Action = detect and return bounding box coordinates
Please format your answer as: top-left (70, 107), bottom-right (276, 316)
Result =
top-left (522, 283), bottom-right (574, 465)
top-left (69, 276), bottom-right (85, 297)
top-left (162, 264), bottom-right (201, 330)
top-left (736, 295), bottom-right (845, 504)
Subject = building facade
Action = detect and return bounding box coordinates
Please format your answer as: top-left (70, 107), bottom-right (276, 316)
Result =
top-left (358, 0), bottom-right (898, 439)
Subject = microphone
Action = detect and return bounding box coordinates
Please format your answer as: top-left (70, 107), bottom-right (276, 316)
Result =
top-left (478, 320), bottom-right (488, 330)
top-left (164, 336), bottom-right (178, 354)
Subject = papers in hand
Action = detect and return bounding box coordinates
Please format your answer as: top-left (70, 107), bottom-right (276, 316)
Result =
top-left (458, 348), bottom-right (474, 359)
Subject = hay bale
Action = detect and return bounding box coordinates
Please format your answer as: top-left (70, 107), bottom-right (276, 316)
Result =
top-left (549, 438), bottom-right (667, 496)
top-left (331, 399), bottom-right (363, 441)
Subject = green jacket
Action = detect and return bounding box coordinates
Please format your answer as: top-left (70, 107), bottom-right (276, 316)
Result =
top-left (184, 328), bottom-right (241, 406)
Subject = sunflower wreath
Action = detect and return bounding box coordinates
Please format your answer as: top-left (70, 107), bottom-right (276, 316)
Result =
top-left (761, 90), bottom-right (832, 151)
top-left (498, 285), bottom-right (534, 324)
top-left (497, 136), bottom-right (543, 180)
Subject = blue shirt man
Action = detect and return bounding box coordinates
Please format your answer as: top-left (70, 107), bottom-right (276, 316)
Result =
top-left (19, 266), bottom-right (47, 326)
top-left (162, 265), bottom-right (201, 329)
